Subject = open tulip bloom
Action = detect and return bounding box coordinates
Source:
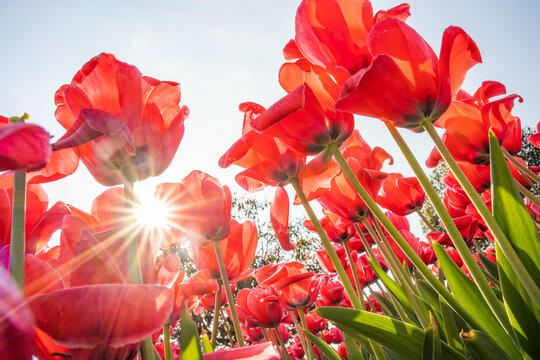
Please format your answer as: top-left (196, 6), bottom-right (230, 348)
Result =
top-left (4, 0), bottom-right (540, 359)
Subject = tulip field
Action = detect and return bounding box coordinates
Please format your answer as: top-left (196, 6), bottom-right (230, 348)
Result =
top-left (1, 1), bottom-right (540, 359)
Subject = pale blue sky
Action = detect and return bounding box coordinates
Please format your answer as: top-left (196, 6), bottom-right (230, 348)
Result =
top-left (1, 0), bottom-right (539, 219)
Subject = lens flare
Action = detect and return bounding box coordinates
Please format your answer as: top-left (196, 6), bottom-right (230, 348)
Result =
top-left (135, 197), bottom-right (170, 229)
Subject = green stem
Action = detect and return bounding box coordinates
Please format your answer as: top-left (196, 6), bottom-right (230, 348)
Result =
top-left (298, 310), bottom-right (315, 360)
top-left (343, 241), bottom-right (366, 308)
top-left (327, 143), bottom-right (486, 332)
top-left (163, 325), bottom-right (172, 360)
top-left (389, 124), bottom-right (515, 337)
top-left (220, 307), bottom-right (235, 347)
top-left (210, 285), bottom-right (222, 348)
top-left (124, 180), bottom-right (143, 284)
top-left (212, 241), bottom-right (245, 347)
top-left (289, 177), bottom-right (362, 310)
top-left (416, 209), bottom-right (439, 233)
top-left (275, 326), bottom-right (291, 360)
top-left (261, 327), bottom-right (269, 341)
top-left (423, 121), bottom-right (540, 312)
top-left (516, 181), bottom-right (540, 208)
top-left (9, 169), bottom-right (26, 289)
top-left (123, 181), bottom-right (156, 360)
top-left (291, 312), bottom-right (309, 359)
top-left (268, 328), bottom-right (283, 358)
top-left (503, 147), bottom-right (540, 185)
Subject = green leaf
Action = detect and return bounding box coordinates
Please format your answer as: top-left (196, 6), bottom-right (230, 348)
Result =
top-left (343, 332), bottom-right (365, 360)
top-left (201, 331), bottom-right (213, 354)
top-left (490, 131), bottom-right (540, 359)
top-left (417, 279), bottom-right (441, 310)
top-left (423, 313), bottom-right (442, 360)
top-left (439, 297), bottom-right (464, 352)
top-left (304, 330), bottom-right (342, 360)
top-left (461, 330), bottom-right (512, 360)
top-left (432, 242), bottom-right (519, 358)
top-left (477, 252), bottom-right (499, 282)
top-left (316, 307), bottom-right (466, 360)
top-left (180, 306), bottom-right (203, 360)
top-left (371, 291), bottom-right (399, 318)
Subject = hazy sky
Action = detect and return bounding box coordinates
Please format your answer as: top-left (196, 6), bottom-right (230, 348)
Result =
top-left (1, 0), bottom-right (539, 222)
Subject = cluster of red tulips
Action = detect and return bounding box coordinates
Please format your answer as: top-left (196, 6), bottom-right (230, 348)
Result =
top-left (2, 0), bottom-right (540, 359)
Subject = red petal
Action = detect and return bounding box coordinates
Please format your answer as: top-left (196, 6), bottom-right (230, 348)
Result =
top-left (270, 187), bottom-right (296, 251)
top-left (29, 284), bottom-right (172, 349)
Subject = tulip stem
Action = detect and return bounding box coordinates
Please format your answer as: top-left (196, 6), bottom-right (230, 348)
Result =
top-left (212, 241), bottom-right (245, 347)
top-left (274, 326), bottom-right (291, 360)
top-left (516, 181), bottom-right (540, 208)
top-left (343, 241), bottom-right (366, 308)
top-left (123, 180), bottom-right (143, 284)
top-left (163, 325), bottom-right (172, 360)
top-left (297, 310), bottom-right (315, 360)
top-left (362, 219), bottom-right (428, 328)
top-left (289, 177), bottom-right (362, 310)
top-left (210, 285), bottom-right (222, 348)
top-left (327, 142), bottom-right (487, 332)
top-left (268, 328), bottom-right (282, 357)
top-left (416, 209), bottom-right (439, 233)
top-left (502, 147), bottom-right (540, 185)
top-left (9, 169), bottom-right (26, 289)
top-left (423, 121), bottom-right (540, 312)
top-left (220, 307), bottom-right (235, 347)
top-left (123, 181), bottom-right (156, 360)
top-left (388, 124), bottom-right (517, 337)
top-left (291, 311), bottom-right (309, 359)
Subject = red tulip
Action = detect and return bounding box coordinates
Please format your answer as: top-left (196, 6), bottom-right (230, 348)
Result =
top-left (317, 157), bottom-right (387, 222)
top-left (304, 212), bottom-right (355, 244)
top-left (53, 53), bottom-right (189, 186)
top-left (336, 20), bottom-right (481, 131)
top-left (29, 284), bottom-right (172, 360)
top-left (323, 327), bottom-right (343, 344)
top-left (317, 275), bottom-right (345, 307)
top-left (340, 130), bottom-right (393, 170)
top-left (377, 173), bottom-right (425, 216)
top-left (237, 287), bottom-right (285, 328)
top-left (191, 219), bottom-right (258, 282)
top-left (156, 171), bottom-right (232, 246)
top-left (0, 116), bottom-right (51, 171)
top-left (290, 0), bottom-right (410, 75)
top-left (0, 268), bottom-right (35, 360)
top-left (251, 83), bottom-right (354, 155)
top-left (169, 269), bottom-right (218, 323)
top-left (203, 342), bottom-right (280, 360)
top-left (219, 102), bottom-right (305, 192)
top-left (270, 186), bottom-right (296, 251)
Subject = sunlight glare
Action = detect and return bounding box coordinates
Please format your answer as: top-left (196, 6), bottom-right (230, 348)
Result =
top-left (135, 197), bottom-right (170, 229)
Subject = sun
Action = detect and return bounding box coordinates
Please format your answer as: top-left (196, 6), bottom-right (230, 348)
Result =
top-left (134, 185), bottom-right (171, 229)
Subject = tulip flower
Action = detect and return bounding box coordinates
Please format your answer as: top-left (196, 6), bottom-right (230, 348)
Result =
top-left (376, 173), bottom-right (425, 216)
top-left (317, 275), bottom-right (345, 306)
top-left (236, 287), bottom-right (285, 328)
top-left (220, 102), bottom-right (305, 251)
top-left (336, 19), bottom-right (481, 131)
top-left (0, 115), bottom-right (51, 171)
top-left (251, 83), bottom-right (355, 156)
top-left (156, 171), bottom-right (232, 246)
top-left (53, 53), bottom-right (189, 186)
top-left (323, 327), bottom-right (343, 344)
top-left (290, 0), bottom-right (410, 75)
top-left (29, 284), bottom-right (172, 360)
top-left (191, 219), bottom-right (258, 282)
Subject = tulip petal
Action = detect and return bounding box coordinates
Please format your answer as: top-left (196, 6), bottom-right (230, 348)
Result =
top-left (271, 186), bottom-right (296, 251)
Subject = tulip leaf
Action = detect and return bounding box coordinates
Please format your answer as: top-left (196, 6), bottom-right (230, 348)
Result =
top-left (180, 305), bottom-right (203, 360)
top-left (417, 279), bottom-right (441, 310)
top-left (201, 332), bottom-right (213, 354)
top-left (370, 291), bottom-right (398, 318)
top-left (490, 132), bottom-right (540, 358)
top-left (461, 330), bottom-right (512, 360)
top-left (304, 330), bottom-right (342, 360)
top-left (316, 307), bottom-right (466, 360)
top-left (477, 252), bottom-right (499, 282)
top-left (439, 297), bottom-right (464, 352)
top-left (343, 332), bottom-right (365, 360)
top-left (432, 242), bottom-right (519, 358)
top-left (423, 313), bottom-right (442, 360)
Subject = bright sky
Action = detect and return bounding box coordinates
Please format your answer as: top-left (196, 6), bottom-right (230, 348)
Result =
top-left (1, 0), bottom-right (539, 222)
